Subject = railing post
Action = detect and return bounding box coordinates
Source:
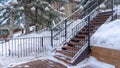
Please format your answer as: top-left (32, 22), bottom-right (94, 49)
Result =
top-left (51, 29), bottom-right (53, 47)
top-left (41, 37), bottom-right (43, 47)
top-left (111, 0), bottom-right (114, 21)
top-left (65, 20), bottom-right (67, 39)
top-left (88, 15), bottom-right (91, 51)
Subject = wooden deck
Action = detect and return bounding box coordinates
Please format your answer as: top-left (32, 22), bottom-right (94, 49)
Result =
top-left (14, 59), bottom-right (67, 68)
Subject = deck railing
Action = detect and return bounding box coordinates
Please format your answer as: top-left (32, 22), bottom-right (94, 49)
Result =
top-left (0, 36), bottom-right (51, 57)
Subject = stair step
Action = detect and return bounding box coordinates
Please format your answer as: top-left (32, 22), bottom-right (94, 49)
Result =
top-left (99, 11), bottom-right (113, 14)
top-left (56, 50), bottom-right (75, 57)
top-left (95, 15), bottom-right (109, 19)
top-left (93, 18), bottom-right (107, 22)
top-left (79, 30), bottom-right (95, 35)
top-left (75, 34), bottom-right (88, 38)
top-left (97, 13), bottom-right (111, 17)
top-left (82, 27), bottom-right (95, 32)
top-left (71, 38), bottom-right (87, 42)
top-left (67, 41), bottom-right (85, 47)
top-left (54, 55), bottom-right (71, 64)
top-left (91, 21), bottom-right (104, 25)
top-left (79, 31), bottom-right (89, 35)
top-left (84, 25), bottom-right (95, 28)
top-left (62, 46), bottom-right (80, 51)
top-left (55, 52), bottom-right (73, 59)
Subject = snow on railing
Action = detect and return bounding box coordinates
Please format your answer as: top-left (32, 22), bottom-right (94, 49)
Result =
top-left (105, 10), bottom-right (117, 24)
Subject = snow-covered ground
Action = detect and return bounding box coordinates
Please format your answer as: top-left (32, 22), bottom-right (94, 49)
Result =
top-left (1, 54), bottom-right (115, 68)
top-left (91, 19), bottom-right (120, 50)
top-left (1, 19), bottom-right (119, 68)
top-left (69, 57), bottom-right (115, 68)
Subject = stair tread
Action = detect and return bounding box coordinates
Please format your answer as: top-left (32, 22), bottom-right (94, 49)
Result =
top-left (98, 12), bottom-right (113, 16)
top-left (77, 34), bottom-right (88, 36)
top-left (62, 46), bottom-right (80, 51)
top-left (71, 37), bottom-right (87, 41)
top-left (82, 27), bottom-right (95, 31)
top-left (95, 16), bottom-right (109, 19)
top-left (67, 41), bottom-right (85, 46)
top-left (55, 53), bottom-right (73, 59)
top-left (54, 55), bottom-right (71, 64)
top-left (56, 50), bottom-right (75, 57)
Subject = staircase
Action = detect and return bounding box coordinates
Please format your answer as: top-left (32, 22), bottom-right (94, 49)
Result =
top-left (54, 11), bottom-right (113, 65)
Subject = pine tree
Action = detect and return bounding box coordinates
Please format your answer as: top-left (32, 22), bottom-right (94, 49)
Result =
top-left (0, 0), bottom-right (61, 35)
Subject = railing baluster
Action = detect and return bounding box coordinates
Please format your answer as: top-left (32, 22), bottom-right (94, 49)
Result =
top-left (88, 15), bottom-right (91, 53)
top-left (51, 29), bottom-right (53, 48)
top-left (65, 20), bottom-right (67, 39)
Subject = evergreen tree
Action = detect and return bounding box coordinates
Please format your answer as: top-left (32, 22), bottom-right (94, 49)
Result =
top-left (0, 0), bottom-right (61, 35)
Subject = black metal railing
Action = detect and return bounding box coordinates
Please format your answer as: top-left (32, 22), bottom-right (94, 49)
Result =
top-left (71, 0), bottom-right (117, 64)
top-left (51, 0), bottom-right (104, 49)
top-left (0, 36), bottom-right (51, 57)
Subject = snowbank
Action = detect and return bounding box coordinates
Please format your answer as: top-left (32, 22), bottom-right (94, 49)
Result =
top-left (91, 19), bottom-right (120, 50)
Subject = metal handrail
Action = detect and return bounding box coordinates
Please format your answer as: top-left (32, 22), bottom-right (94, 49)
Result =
top-left (71, 0), bottom-right (106, 62)
top-left (51, 0), bottom-right (90, 29)
top-left (71, 10), bottom-right (116, 62)
top-left (51, 0), bottom-right (100, 48)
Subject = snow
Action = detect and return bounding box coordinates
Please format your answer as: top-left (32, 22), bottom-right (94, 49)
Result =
top-left (0, 3), bottom-right (4, 8)
top-left (17, 30), bottom-right (51, 38)
top-left (18, 7), bottom-right (24, 10)
top-left (0, 15), bottom-right (117, 68)
top-left (45, 7), bottom-right (50, 11)
top-left (69, 57), bottom-right (115, 68)
top-left (91, 19), bottom-right (120, 50)
top-left (3, 55), bottom-right (115, 68)
top-left (4, 0), bottom-right (12, 6)
top-left (114, 5), bottom-right (120, 15)
top-left (0, 52), bottom-right (53, 68)
top-left (60, 6), bottom-right (65, 11)
top-left (99, 3), bottom-right (106, 9)
top-left (11, 0), bottom-right (18, 5)
top-left (31, 7), bottom-right (35, 11)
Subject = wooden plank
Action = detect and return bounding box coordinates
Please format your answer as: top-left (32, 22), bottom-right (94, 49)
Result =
top-left (14, 59), bottom-right (67, 68)
top-left (91, 46), bottom-right (120, 68)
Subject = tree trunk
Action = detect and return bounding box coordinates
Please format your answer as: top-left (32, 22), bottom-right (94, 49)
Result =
top-left (9, 10), bottom-right (14, 38)
top-left (65, 2), bottom-right (72, 16)
top-left (24, 0), bottom-right (31, 34)
top-left (24, 13), bottom-right (30, 34)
